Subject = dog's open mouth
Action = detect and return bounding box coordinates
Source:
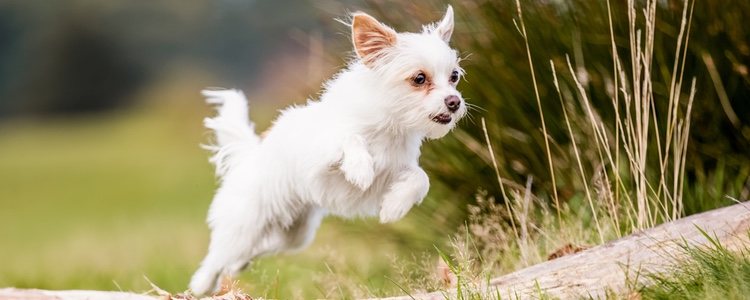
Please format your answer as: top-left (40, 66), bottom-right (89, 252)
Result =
top-left (431, 113), bottom-right (452, 124)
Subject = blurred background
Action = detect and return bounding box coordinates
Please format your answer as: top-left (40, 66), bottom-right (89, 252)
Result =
top-left (0, 0), bottom-right (748, 298)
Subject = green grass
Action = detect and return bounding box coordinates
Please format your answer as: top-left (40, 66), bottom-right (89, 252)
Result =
top-left (0, 106), bottom-right (208, 291)
top-left (640, 233), bottom-right (750, 300)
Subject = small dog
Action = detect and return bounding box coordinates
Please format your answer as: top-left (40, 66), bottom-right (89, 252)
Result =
top-left (190, 6), bottom-right (466, 295)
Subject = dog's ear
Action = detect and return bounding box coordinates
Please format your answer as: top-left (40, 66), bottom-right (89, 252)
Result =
top-left (433, 5), bottom-right (454, 43)
top-left (352, 12), bottom-right (397, 67)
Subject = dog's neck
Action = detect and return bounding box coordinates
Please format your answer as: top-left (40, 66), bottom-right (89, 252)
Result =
top-left (357, 109), bottom-right (425, 165)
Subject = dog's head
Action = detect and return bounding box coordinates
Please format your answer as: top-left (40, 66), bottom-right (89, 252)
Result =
top-left (351, 6), bottom-right (466, 139)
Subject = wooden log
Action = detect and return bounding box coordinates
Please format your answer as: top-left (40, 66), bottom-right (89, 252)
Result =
top-left (378, 201), bottom-right (750, 300)
top-left (0, 288), bottom-right (156, 300)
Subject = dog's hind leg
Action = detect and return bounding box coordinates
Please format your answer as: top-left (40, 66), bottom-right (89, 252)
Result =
top-left (189, 248), bottom-right (224, 295)
top-left (222, 213), bottom-right (322, 276)
top-left (190, 187), bottom-right (270, 295)
top-left (189, 220), bottom-right (260, 296)
top-left (223, 206), bottom-right (326, 271)
top-left (283, 206), bottom-right (326, 252)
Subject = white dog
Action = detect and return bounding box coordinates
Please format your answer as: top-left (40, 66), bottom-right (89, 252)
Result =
top-left (190, 6), bottom-right (466, 295)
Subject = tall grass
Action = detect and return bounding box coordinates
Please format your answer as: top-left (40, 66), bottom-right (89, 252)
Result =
top-left (365, 0), bottom-right (750, 297)
top-left (369, 0), bottom-right (749, 215)
top-left (481, 0), bottom-right (698, 262)
top-left (548, 0), bottom-right (697, 233)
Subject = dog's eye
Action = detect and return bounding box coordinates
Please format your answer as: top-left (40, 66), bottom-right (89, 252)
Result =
top-left (450, 70), bottom-right (460, 83)
top-left (413, 73), bottom-right (426, 85)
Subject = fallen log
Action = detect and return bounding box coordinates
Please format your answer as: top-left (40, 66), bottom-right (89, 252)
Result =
top-left (3, 202), bottom-right (749, 300)
top-left (0, 288), bottom-right (156, 300)
top-left (380, 201), bottom-right (750, 299)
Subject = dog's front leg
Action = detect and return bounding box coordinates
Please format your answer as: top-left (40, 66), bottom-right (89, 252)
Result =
top-left (379, 167), bottom-right (429, 223)
top-left (339, 135), bottom-right (375, 191)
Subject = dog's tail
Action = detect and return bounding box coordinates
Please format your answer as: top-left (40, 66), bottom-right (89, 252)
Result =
top-left (202, 89), bottom-right (260, 178)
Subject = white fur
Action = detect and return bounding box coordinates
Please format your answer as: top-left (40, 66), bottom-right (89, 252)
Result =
top-left (190, 6), bottom-right (466, 295)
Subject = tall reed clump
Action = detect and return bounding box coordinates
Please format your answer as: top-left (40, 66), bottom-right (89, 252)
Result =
top-left (547, 0), bottom-right (697, 233)
top-left (366, 0), bottom-right (749, 218)
top-left (500, 0), bottom-right (697, 235)
top-left (459, 0), bottom-right (698, 272)
top-left (360, 0), bottom-right (750, 293)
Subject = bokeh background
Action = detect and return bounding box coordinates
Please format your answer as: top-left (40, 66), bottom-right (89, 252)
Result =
top-left (1, 0), bottom-right (748, 298)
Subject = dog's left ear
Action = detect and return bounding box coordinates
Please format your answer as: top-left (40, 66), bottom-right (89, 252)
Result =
top-left (433, 5), bottom-right (454, 43)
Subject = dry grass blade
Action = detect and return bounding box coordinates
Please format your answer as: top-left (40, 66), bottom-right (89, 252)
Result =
top-left (563, 55), bottom-right (605, 243)
top-left (481, 117), bottom-right (518, 242)
top-left (550, 60), bottom-right (613, 238)
top-left (513, 0), bottom-right (561, 225)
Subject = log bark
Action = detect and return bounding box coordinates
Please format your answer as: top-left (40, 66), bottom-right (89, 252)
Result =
top-left (379, 201), bottom-right (750, 300)
top-left (3, 202), bottom-right (749, 300)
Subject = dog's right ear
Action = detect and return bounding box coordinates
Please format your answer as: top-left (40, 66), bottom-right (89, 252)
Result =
top-left (352, 12), bottom-right (397, 67)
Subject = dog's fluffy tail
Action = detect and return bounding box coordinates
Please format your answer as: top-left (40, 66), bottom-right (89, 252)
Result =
top-left (202, 89), bottom-right (260, 178)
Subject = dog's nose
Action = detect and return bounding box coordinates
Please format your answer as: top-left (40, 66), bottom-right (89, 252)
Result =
top-left (444, 95), bottom-right (461, 112)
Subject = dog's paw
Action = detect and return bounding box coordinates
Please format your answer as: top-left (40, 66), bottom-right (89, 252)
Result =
top-left (189, 268), bottom-right (220, 297)
top-left (379, 196), bottom-right (414, 223)
top-left (378, 169), bottom-right (429, 223)
top-left (379, 188), bottom-right (418, 223)
top-left (341, 151), bottom-right (375, 191)
top-left (340, 135), bottom-right (375, 190)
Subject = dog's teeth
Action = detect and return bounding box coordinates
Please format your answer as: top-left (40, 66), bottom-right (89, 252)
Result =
top-left (431, 114), bottom-right (452, 125)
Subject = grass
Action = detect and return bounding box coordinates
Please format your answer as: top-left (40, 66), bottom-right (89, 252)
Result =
top-left (640, 232), bottom-right (750, 300)
top-left (2, 0), bottom-right (749, 299)
top-left (0, 106), bottom-right (211, 291)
